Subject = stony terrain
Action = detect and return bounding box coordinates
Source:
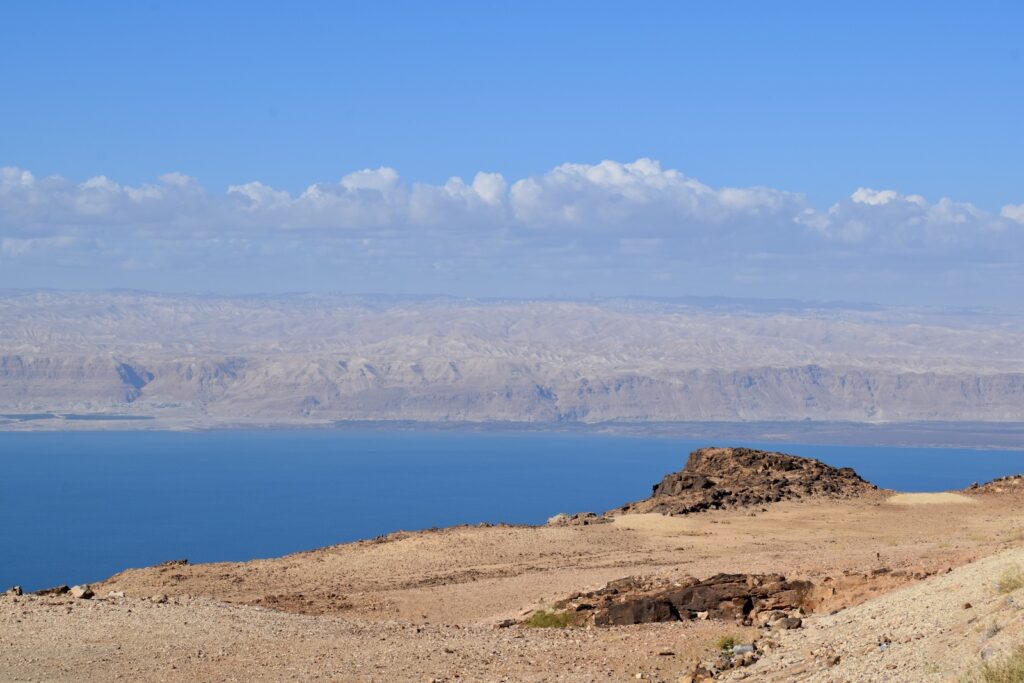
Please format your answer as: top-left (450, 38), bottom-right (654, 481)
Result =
top-left (617, 447), bottom-right (881, 515)
top-left (4, 447), bottom-right (1024, 681)
top-left (967, 474), bottom-right (1024, 497)
top-left (3, 291), bottom-right (1024, 428)
top-left (721, 546), bottom-right (1024, 682)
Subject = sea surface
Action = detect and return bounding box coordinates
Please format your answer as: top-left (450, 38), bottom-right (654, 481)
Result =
top-left (2, 430), bottom-right (1023, 592)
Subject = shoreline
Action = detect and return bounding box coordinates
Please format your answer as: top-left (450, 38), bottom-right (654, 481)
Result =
top-left (4, 417), bottom-right (1024, 450)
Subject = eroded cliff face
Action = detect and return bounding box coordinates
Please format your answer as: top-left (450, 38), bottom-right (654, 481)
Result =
top-left (2, 291), bottom-right (1023, 425)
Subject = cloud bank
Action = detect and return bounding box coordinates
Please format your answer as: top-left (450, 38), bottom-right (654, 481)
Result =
top-left (2, 160), bottom-right (1022, 306)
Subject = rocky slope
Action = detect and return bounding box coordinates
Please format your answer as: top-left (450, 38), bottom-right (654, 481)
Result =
top-left (3, 291), bottom-right (1024, 427)
top-left (720, 546), bottom-right (1024, 682)
top-left (967, 474), bottom-right (1024, 497)
top-left (618, 447), bottom-right (881, 515)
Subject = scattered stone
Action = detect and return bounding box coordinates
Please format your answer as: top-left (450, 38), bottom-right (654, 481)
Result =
top-left (34, 584), bottom-right (70, 596)
top-left (107, 591), bottom-right (126, 599)
top-left (69, 585), bottom-right (94, 600)
top-left (965, 474), bottom-right (1024, 496)
top-left (546, 512), bottom-right (609, 526)
top-left (4, 586), bottom-right (22, 596)
top-left (150, 594), bottom-right (168, 604)
top-left (156, 558), bottom-right (189, 568)
top-left (756, 609), bottom-right (788, 626)
top-left (963, 602), bottom-right (973, 609)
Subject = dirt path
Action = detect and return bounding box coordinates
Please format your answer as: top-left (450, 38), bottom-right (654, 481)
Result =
top-left (886, 492), bottom-right (977, 505)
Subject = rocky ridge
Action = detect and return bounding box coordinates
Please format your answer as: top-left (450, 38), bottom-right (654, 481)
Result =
top-left (619, 447), bottom-right (882, 516)
top-left (966, 474), bottom-right (1024, 496)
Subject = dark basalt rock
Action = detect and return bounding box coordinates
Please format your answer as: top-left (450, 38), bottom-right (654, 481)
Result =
top-left (617, 447), bottom-right (879, 516)
top-left (555, 572), bottom-right (813, 627)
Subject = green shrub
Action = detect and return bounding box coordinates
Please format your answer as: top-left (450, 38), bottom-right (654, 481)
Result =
top-left (523, 609), bottom-right (575, 628)
top-left (964, 645), bottom-right (1024, 682)
top-left (715, 634), bottom-right (741, 653)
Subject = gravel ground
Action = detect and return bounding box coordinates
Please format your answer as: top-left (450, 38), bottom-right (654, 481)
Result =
top-left (0, 592), bottom-right (734, 682)
top-left (727, 546), bottom-right (1024, 682)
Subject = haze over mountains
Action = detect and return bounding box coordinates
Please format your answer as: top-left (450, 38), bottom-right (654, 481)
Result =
top-left (2, 290), bottom-right (1023, 428)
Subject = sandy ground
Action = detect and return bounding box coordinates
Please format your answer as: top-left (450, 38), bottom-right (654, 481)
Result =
top-left (3, 492), bottom-right (1023, 681)
top-left (885, 492), bottom-right (978, 505)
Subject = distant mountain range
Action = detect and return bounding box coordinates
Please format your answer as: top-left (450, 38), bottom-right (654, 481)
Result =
top-left (2, 290), bottom-right (1023, 428)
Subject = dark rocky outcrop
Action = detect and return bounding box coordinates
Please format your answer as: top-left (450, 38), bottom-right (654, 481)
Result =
top-left (552, 573), bottom-right (813, 627)
top-left (617, 447), bottom-right (880, 515)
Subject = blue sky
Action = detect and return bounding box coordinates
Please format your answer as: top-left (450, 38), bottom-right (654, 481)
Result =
top-left (2, 2), bottom-right (1023, 306)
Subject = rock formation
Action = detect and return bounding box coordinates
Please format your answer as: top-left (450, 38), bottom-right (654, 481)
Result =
top-left (550, 573), bottom-right (812, 627)
top-left (618, 447), bottom-right (880, 515)
top-left (966, 474), bottom-right (1024, 496)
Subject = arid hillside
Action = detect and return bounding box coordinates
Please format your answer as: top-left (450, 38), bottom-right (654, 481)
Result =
top-left (3, 291), bottom-right (1024, 428)
top-left (4, 448), bottom-right (1024, 681)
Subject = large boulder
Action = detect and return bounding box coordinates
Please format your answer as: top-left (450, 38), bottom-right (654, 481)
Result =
top-left (69, 585), bottom-right (94, 600)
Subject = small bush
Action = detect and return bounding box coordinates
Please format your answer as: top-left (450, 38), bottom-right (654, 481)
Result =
top-left (523, 609), bottom-right (575, 628)
top-left (715, 634), bottom-right (741, 653)
top-left (997, 566), bottom-right (1024, 594)
top-left (964, 645), bottom-right (1024, 683)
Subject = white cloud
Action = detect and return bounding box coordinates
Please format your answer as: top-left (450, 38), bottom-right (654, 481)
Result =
top-left (0, 168), bottom-right (210, 236)
top-left (1, 161), bottom-right (1022, 305)
top-left (1002, 203), bottom-right (1024, 224)
top-left (798, 187), bottom-right (1005, 249)
top-left (506, 158), bottom-right (801, 233)
top-left (338, 167), bottom-right (399, 192)
top-left (227, 181), bottom-right (290, 209)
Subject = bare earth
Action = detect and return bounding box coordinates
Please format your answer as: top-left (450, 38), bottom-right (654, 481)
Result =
top-left (4, 490), bottom-right (1024, 682)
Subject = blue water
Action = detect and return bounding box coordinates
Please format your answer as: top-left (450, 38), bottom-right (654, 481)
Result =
top-left (1, 430), bottom-right (1023, 592)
